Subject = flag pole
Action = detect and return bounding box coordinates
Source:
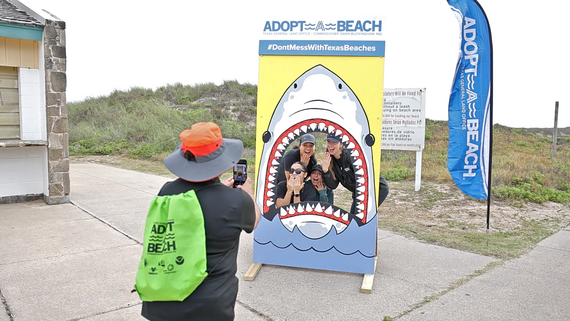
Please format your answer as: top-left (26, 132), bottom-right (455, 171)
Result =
top-left (473, 0), bottom-right (493, 232)
top-left (447, 0), bottom-right (494, 233)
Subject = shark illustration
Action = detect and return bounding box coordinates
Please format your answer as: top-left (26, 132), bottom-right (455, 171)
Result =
top-left (256, 65), bottom-right (377, 239)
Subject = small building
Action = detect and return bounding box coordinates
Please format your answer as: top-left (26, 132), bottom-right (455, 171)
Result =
top-left (0, 0), bottom-right (68, 204)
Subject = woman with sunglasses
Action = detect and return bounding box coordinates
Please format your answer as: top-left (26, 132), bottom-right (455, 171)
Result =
top-left (275, 161), bottom-right (318, 208)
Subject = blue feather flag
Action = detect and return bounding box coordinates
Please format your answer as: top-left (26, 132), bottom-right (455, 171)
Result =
top-left (447, 0), bottom-right (493, 200)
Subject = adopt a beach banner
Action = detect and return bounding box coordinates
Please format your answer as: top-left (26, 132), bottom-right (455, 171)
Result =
top-left (447, 0), bottom-right (493, 200)
top-left (253, 16), bottom-right (385, 274)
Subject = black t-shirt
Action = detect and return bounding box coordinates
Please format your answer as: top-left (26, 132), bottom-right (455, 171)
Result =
top-left (275, 148), bottom-right (317, 184)
top-left (275, 179), bottom-right (318, 203)
top-left (142, 178), bottom-right (255, 321)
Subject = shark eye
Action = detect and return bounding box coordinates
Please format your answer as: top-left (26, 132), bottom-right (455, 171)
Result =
top-left (293, 83), bottom-right (298, 89)
top-left (338, 83), bottom-right (343, 89)
top-left (365, 133), bottom-right (375, 146)
top-left (262, 131), bottom-right (272, 143)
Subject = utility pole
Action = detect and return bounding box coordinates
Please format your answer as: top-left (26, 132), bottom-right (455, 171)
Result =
top-left (552, 101), bottom-right (559, 158)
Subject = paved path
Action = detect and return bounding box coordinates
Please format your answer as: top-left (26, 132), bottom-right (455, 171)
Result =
top-left (0, 163), bottom-right (568, 320)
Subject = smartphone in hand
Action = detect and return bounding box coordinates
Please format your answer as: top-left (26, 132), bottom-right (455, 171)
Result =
top-left (233, 159), bottom-right (247, 187)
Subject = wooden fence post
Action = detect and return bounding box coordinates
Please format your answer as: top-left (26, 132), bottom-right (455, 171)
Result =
top-left (552, 101), bottom-right (559, 158)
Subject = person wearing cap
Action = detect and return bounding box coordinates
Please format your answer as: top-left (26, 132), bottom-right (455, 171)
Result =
top-left (322, 133), bottom-right (389, 213)
top-left (309, 164), bottom-right (334, 204)
top-left (275, 133), bottom-right (318, 184)
top-left (275, 161), bottom-right (318, 207)
top-left (141, 122), bottom-right (260, 321)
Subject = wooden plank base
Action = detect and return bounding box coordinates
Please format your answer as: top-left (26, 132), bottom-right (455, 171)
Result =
top-left (360, 256), bottom-right (378, 293)
top-left (244, 263), bottom-right (263, 281)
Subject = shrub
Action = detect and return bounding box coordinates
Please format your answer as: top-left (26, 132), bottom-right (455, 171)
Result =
top-left (383, 165), bottom-right (411, 181)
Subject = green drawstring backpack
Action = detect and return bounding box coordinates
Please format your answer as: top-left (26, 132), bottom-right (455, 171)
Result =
top-left (134, 189), bottom-right (208, 302)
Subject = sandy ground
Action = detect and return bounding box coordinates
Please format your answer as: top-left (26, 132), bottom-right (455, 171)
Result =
top-left (380, 180), bottom-right (570, 233)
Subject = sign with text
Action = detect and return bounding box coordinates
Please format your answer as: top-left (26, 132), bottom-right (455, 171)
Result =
top-left (381, 88), bottom-right (426, 151)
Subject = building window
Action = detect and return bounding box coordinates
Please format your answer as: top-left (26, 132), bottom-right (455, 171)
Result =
top-left (0, 66), bottom-right (19, 139)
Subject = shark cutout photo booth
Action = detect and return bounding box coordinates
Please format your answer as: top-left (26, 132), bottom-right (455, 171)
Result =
top-left (249, 27), bottom-right (386, 288)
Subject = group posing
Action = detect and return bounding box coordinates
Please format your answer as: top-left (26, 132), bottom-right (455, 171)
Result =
top-left (274, 133), bottom-right (389, 212)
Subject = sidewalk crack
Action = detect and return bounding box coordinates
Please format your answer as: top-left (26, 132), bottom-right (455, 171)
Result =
top-left (236, 299), bottom-right (274, 320)
top-left (1, 288), bottom-right (15, 321)
top-left (391, 260), bottom-right (504, 320)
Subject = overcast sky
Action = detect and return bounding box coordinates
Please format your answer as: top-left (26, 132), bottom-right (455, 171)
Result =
top-left (20, 0), bottom-right (568, 128)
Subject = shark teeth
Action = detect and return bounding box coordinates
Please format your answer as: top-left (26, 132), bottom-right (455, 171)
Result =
top-left (278, 202), bottom-right (351, 225)
top-left (314, 203), bottom-right (323, 213)
top-left (281, 214), bottom-right (349, 237)
top-left (263, 118), bottom-right (370, 225)
top-left (333, 209), bottom-right (341, 217)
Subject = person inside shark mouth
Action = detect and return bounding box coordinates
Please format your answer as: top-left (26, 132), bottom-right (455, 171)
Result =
top-left (309, 164), bottom-right (334, 205)
top-left (274, 134), bottom-right (318, 185)
top-left (275, 161), bottom-right (318, 208)
top-left (322, 132), bottom-right (390, 213)
top-left (322, 132), bottom-right (364, 214)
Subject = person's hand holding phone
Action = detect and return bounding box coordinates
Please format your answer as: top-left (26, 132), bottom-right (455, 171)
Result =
top-left (232, 159), bottom-right (247, 188)
top-left (236, 177), bottom-right (254, 196)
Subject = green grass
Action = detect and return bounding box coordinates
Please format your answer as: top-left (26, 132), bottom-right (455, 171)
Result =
top-left (69, 82), bottom-right (258, 160)
top-left (377, 216), bottom-right (562, 259)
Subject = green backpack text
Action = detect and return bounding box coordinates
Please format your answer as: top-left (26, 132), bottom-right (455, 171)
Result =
top-left (134, 190), bottom-right (207, 302)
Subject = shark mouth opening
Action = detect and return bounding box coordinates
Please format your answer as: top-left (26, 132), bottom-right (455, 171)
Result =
top-left (262, 118), bottom-right (370, 238)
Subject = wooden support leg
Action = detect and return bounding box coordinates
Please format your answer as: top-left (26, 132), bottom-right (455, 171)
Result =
top-left (360, 256), bottom-right (378, 293)
top-left (244, 263), bottom-right (263, 281)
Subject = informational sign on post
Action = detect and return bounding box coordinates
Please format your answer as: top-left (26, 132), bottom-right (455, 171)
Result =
top-left (381, 88), bottom-right (426, 191)
top-left (381, 88), bottom-right (426, 151)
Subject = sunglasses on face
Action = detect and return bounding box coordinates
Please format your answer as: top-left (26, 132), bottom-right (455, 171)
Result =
top-left (289, 168), bottom-right (306, 174)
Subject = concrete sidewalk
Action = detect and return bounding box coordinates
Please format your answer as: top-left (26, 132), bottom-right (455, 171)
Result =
top-left (0, 163), bottom-right (567, 320)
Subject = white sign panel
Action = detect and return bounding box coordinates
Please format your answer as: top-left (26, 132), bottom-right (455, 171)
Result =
top-left (381, 88), bottom-right (426, 151)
